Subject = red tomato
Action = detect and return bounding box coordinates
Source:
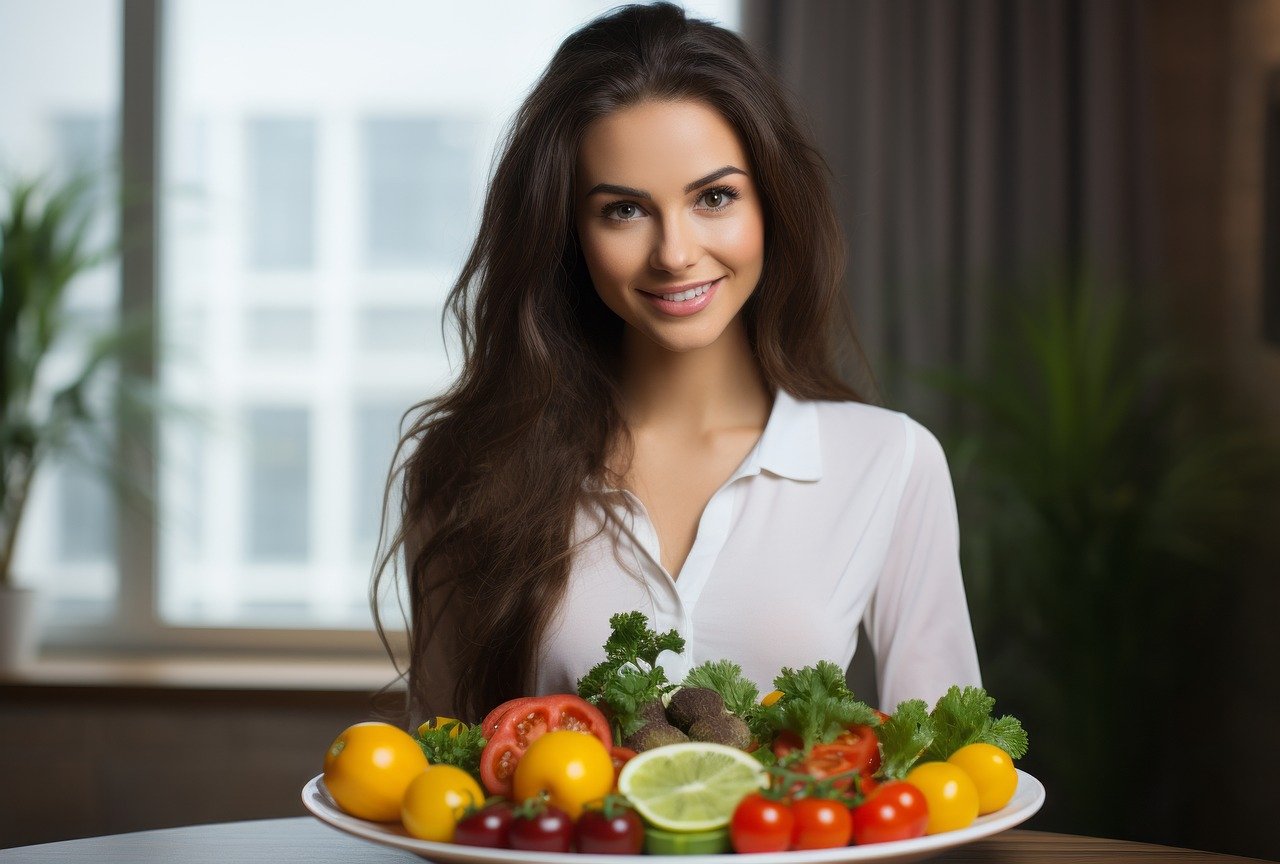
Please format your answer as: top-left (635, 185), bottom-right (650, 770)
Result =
top-left (454, 801), bottom-right (514, 848)
top-left (831, 724), bottom-right (881, 777)
top-left (771, 729), bottom-right (804, 760)
top-left (509, 802), bottom-right (575, 853)
top-left (609, 746), bottom-right (637, 786)
top-left (873, 710), bottom-right (891, 725)
top-left (850, 780), bottom-right (929, 844)
top-left (478, 695), bottom-right (612, 797)
top-left (730, 793), bottom-right (795, 854)
top-left (799, 743), bottom-right (865, 790)
top-left (791, 798), bottom-right (853, 850)
top-left (479, 696), bottom-right (540, 739)
top-left (576, 801), bottom-right (644, 855)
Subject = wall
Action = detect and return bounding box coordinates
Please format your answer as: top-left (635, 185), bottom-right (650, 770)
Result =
top-left (0, 680), bottom-right (403, 849)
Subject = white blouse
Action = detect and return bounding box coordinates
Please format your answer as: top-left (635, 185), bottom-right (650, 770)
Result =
top-left (533, 388), bottom-right (982, 713)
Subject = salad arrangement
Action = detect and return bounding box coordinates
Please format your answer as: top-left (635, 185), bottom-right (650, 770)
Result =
top-left (319, 612), bottom-right (1028, 855)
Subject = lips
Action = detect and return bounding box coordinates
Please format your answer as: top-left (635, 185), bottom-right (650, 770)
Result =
top-left (641, 277), bottom-right (722, 297)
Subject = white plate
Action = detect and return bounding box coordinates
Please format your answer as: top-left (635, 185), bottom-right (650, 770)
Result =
top-left (302, 769), bottom-right (1044, 864)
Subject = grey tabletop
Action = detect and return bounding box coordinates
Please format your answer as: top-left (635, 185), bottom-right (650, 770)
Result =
top-left (1, 819), bottom-right (1273, 863)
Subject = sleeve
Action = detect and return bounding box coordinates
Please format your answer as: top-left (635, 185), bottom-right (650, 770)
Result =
top-left (862, 415), bottom-right (982, 713)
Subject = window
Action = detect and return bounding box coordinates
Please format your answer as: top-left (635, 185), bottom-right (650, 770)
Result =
top-left (246, 118), bottom-right (317, 269)
top-left (0, 0), bottom-right (121, 619)
top-left (0, 0), bottom-right (742, 652)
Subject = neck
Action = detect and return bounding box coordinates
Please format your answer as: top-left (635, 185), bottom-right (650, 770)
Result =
top-left (617, 318), bottom-right (772, 435)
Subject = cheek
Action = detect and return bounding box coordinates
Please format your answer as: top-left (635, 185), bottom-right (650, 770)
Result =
top-left (579, 226), bottom-right (646, 285)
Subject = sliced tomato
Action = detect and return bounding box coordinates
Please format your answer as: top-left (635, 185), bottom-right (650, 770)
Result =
top-left (478, 694), bottom-right (611, 797)
top-left (479, 696), bottom-right (540, 739)
top-left (831, 724), bottom-right (881, 777)
top-left (798, 744), bottom-right (866, 791)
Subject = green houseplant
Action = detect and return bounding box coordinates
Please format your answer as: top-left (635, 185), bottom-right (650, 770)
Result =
top-left (0, 170), bottom-right (151, 665)
top-left (920, 274), bottom-right (1280, 840)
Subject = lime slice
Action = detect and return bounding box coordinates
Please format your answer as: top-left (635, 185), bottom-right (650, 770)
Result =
top-left (617, 742), bottom-right (768, 832)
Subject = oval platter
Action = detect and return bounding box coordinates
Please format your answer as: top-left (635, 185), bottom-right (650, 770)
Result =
top-left (302, 769), bottom-right (1045, 864)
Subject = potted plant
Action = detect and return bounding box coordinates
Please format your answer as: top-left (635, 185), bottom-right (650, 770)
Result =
top-left (919, 273), bottom-right (1280, 840)
top-left (0, 169), bottom-right (151, 667)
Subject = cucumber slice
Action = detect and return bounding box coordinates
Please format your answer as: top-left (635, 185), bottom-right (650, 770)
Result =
top-left (644, 826), bottom-right (731, 855)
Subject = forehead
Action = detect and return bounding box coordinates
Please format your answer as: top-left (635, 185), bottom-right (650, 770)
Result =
top-left (576, 99), bottom-right (749, 190)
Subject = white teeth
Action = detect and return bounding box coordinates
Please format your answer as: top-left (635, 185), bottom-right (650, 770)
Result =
top-left (660, 280), bottom-right (715, 302)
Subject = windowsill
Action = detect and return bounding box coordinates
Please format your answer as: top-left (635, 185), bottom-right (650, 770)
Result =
top-left (0, 653), bottom-right (405, 693)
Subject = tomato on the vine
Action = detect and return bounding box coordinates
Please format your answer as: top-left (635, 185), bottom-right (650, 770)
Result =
top-left (508, 800), bottom-right (575, 853)
top-left (576, 797), bottom-right (645, 855)
top-left (478, 694), bottom-right (612, 797)
top-left (454, 801), bottom-right (515, 848)
top-left (850, 780), bottom-right (929, 845)
top-left (791, 798), bottom-right (853, 850)
top-left (730, 793), bottom-right (794, 854)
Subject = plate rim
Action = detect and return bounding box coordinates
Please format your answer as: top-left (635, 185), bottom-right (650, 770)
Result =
top-left (302, 768), bottom-right (1045, 863)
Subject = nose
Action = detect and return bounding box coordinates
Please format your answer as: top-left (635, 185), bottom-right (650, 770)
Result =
top-left (648, 213), bottom-right (702, 273)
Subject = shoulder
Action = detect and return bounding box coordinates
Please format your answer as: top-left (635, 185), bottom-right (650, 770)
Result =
top-left (800, 398), bottom-right (951, 488)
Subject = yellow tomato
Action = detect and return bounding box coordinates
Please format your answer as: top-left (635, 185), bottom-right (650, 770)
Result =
top-left (512, 729), bottom-right (614, 819)
top-left (323, 721), bottom-right (429, 821)
top-left (416, 716), bottom-right (465, 738)
top-left (948, 743), bottom-right (1018, 814)
top-left (904, 761), bottom-right (979, 834)
top-left (401, 764), bottom-right (485, 842)
top-left (760, 690), bottom-right (785, 707)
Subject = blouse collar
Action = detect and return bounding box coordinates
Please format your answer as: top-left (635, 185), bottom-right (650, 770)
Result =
top-left (739, 387), bottom-right (823, 483)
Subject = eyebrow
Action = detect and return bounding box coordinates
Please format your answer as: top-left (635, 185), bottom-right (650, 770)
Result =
top-left (584, 165), bottom-right (747, 199)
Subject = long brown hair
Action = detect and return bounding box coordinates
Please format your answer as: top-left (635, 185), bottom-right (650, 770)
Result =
top-left (373, 1), bottom-right (875, 724)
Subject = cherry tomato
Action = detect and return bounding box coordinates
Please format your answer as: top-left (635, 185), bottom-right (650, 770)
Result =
top-left (947, 743), bottom-right (1018, 814)
top-left (479, 694), bottom-right (612, 797)
top-left (905, 762), bottom-right (979, 834)
top-left (576, 799), bottom-right (645, 855)
top-left (850, 780), bottom-right (929, 844)
top-left (730, 793), bottom-right (794, 854)
top-left (512, 730), bottom-right (614, 819)
top-left (400, 765), bottom-right (485, 842)
top-left (509, 802), bottom-right (575, 853)
top-left (791, 798), bottom-right (853, 850)
top-left (454, 801), bottom-right (515, 848)
top-left (322, 721), bottom-right (429, 822)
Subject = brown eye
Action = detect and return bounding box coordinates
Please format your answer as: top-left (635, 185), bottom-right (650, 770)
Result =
top-left (699, 185), bottom-right (741, 211)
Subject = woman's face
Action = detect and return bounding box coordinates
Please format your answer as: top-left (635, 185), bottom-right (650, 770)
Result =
top-left (574, 99), bottom-right (765, 354)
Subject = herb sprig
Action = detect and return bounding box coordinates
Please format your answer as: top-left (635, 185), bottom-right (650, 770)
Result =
top-left (576, 612), bottom-right (686, 744)
top-left (756, 661), bottom-right (881, 750)
top-left (414, 721), bottom-right (488, 786)
top-left (878, 685), bottom-right (1029, 779)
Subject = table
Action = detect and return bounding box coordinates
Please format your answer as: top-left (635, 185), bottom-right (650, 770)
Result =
top-left (1, 819), bottom-right (1273, 863)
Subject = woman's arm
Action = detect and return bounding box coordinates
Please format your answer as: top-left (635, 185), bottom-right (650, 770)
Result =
top-left (862, 417), bottom-right (982, 713)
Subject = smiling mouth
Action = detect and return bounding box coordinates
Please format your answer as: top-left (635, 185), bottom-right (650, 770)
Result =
top-left (641, 277), bottom-right (723, 302)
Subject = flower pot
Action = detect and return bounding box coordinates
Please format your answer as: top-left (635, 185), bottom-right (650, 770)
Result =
top-left (0, 585), bottom-right (40, 668)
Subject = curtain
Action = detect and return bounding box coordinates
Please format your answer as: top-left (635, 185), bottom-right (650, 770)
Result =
top-left (741, 0), bottom-right (1161, 423)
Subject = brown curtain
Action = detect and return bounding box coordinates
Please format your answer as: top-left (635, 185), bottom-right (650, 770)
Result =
top-left (741, 0), bottom-right (1162, 423)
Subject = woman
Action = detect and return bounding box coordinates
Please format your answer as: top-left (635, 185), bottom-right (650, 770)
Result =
top-left (375, 2), bottom-right (980, 725)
